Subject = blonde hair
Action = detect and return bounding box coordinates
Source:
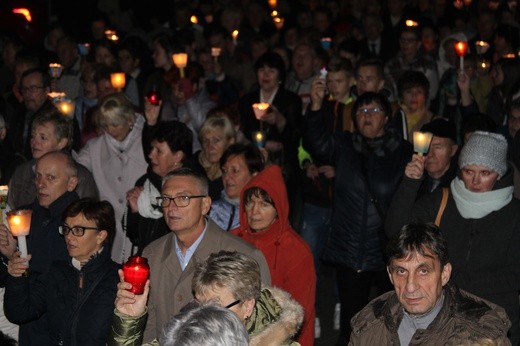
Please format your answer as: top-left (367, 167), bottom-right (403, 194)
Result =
top-left (199, 115), bottom-right (236, 142)
top-left (98, 92), bottom-right (135, 127)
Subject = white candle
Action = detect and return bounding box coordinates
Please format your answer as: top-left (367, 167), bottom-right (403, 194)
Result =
top-left (413, 131), bottom-right (433, 156)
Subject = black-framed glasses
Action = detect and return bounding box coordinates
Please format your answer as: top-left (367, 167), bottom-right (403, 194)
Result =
top-left (224, 300), bottom-right (241, 309)
top-left (59, 225), bottom-right (99, 237)
top-left (156, 195), bottom-right (206, 208)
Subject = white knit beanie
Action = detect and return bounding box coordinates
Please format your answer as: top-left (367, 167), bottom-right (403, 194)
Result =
top-left (459, 131), bottom-right (508, 177)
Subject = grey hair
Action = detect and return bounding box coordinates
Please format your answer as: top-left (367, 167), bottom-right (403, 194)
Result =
top-left (192, 251), bottom-right (262, 301)
top-left (162, 167), bottom-right (209, 195)
top-left (159, 302), bottom-right (249, 346)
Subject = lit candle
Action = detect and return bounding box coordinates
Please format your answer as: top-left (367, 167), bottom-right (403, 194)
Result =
top-left (172, 53), bottom-right (188, 78)
top-left (0, 186), bottom-right (7, 225)
top-left (211, 47), bottom-right (221, 62)
top-left (413, 131), bottom-right (433, 156)
top-left (110, 72), bottom-right (126, 90)
top-left (405, 20), bottom-right (419, 27)
top-left (47, 92), bottom-right (66, 101)
top-left (252, 103), bottom-right (270, 120)
top-left (104, 30), bottom-right (119, 42)
top-left (479, 60), bottom-right (490, 72)
top-left (273, 17), bottom-right (284, 30)
top-left (268, 0), bottom-right (277, 9)
top-left (7, 210), bottom-right (32, 258)
top-left (190, 15), bottom-right (198, 24)
top-left (146, 89), bottom-right (161, 106)
top-left (320, 37), bottom-right (332, 50)
top-left (123, 256), bottom-right (150, 295)
top-left (475, 41), bottom-right (490, 55)
top-left (454, 41), bottom-right (468, 70)
top-left (49, 63), bottom-right (63, 79)
top-left (232, 30), bottom-right (239, 46)
top-left (253, 131), bottom-right (266, 148)
top-left (271, 10), bottom-right (278, 17)
top-left (57, 100), bottom-right (75, 117)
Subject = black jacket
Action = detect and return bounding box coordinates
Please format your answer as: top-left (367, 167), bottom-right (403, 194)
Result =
top-left (303, 109), bottom-right (412, 271)
top-left (5, 247), bottom-right (119, 345)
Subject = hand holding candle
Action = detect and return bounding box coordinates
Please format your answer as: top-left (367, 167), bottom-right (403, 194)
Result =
top-left (49, 63), bottom-right (63, 79)
top-left (123, 256), bottom-right (150, 295)
top-left (6, 210), bottom-right (32, 258)
top-left (413, 131), bottom-right (433, 156)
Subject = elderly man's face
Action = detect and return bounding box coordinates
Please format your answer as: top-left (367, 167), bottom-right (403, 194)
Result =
top-left (424, 137), bottom-right (457, 179)
top-left (388, 250), bottom-right (451, 315)
top-left (35, 154), bottom-right (78, 208)
top-left (461, 165), bottom-right (499, 192)
top-left (161, 175), bottom-right (211, 237)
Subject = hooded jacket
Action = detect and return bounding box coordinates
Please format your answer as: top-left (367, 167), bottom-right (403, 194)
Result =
top-left (231, 165), bottom-right (316, 346)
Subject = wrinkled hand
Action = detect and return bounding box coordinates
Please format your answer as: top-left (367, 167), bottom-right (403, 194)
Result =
top-left (144, 99), bottom-right (162, 126)
top-left (405, 154), bottom-right (426, 180)
top-left (310, 77), bottom-right (327, 111)
top-left (318, 165), bottom-right (335, 179)
top-left (7, 252), bottom-right (30, 277)
top-left (0, 224), bottom-right (17, 259)
top-left (305, 163), bottom-right (319, 179)
top-left (115, 269), bottom-right (150, 317)
top-left (127, 186), bottom-right (144, 213)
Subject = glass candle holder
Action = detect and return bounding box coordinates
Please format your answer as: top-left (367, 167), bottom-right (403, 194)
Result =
top-left (413, 131), bottom-right (433, 156)
top-left (123, 256), bottom-right (150, 295)
top-left (7, 210), bottom-right (32, 258)
top-left (253, 131), bottom-right (266, 148)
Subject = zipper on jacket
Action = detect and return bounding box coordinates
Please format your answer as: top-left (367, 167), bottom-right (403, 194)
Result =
top-left (78, 272), bottom-right (84, 290)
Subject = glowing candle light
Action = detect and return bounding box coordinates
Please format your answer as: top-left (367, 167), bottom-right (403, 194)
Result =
top-left (320, 37), bottom-right (332, 50)
top-left (57, 100), bottom-right (75, 117)
top-left (232, 30), bottom-right (239, 46)
top-left (146, 89), bottom-right (161, 106)
top-left (49, 63), bottom-right (63, 79)
top-left (252, 103), bottom-right (270, 121)
top-left (253, 131), bottom-right (266, 148)
top-left (190, 15), bottom-right (198, 24)
top-left (271, 10), bottom-right (278, 17)
top-left (123, 256), bottom-right (150, 295)
top-left (405, 20), bottom-right (419, 27)
top-left (172, 53), bottom-right (188, 78)
top-left (475, 41), bottom-right (490, 55)
top-left (211, 47), bottom-right (221, 62)
top-left (110, 72), bottom-right (126, 90)
top-left (454, 41), bottom-right (468, 70)
top-left (413, 131), bottom-right (433, 156)
top-left (104, 30), bottom-right (119, 42)
top-left (78, 43), bottom-right (90, 56)
top-left (7, 210), bottom-right (32, 258)
top-left (268, 0), bottom-right (277, 9)
top-left (273, 17), bottom-right (284, 30)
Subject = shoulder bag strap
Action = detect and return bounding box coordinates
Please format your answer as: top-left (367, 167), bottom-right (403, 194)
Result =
top-left (434, 187), bottom-right (449, 227)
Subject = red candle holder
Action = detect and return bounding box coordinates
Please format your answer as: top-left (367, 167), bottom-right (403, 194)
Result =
top-left (123, 256), bottom-right (150, 295)
top-left (146, 89), bottom-right (161, 106)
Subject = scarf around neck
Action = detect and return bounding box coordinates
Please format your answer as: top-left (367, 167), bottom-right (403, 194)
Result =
top-left (450, 177), bottom-right (513, 219)
top-left (137, 178), bottom-right (163, 219)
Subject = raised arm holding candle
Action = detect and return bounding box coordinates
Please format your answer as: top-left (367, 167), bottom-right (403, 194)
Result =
top-left (454, 41), bottom-right (468, 70)
top-left (413, 131), bottom-right (433, 156)
top-left (172, 53), bottom-right (188, 78)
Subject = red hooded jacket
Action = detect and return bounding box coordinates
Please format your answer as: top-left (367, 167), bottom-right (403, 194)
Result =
top-left (231, 165), bottom-right (316, 346)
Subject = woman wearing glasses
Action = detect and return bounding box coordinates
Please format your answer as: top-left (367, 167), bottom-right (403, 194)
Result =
top-left (303, 90), bottom-right (412, 344)
top-left (109, 251), bottom-right (303, 346)
top-left (4, 198), bottom-right (120, 345)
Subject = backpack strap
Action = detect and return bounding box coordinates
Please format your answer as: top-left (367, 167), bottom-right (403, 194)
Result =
top-left (434, 187), bottom-right (449, 227)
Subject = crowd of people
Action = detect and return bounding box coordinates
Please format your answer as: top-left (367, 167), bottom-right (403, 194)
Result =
top-left (0, 0), bottom-right (520, 345)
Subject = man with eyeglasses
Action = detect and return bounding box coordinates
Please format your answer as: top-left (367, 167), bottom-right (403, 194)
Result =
top-left (139, 167), bottom-right (271, 343)
top-left (18, 68), bottom-right (56, 159)
top-left (0, 150), bottom-right (79, 344)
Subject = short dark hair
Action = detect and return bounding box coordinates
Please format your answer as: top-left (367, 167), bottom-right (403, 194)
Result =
top-left (351, 92), bottom-right (392, 123)
top-left (163, 167), bottom-right (209, 195)
top-left (62, 198), bottom-right (116, 245)
top-left (151, 121), bottom-right (193, 159)
top-left (327, 56), bottom-right (354, 76)
top-left (21, 68), bottom-right (51, 88)
top-left (356, 58), bottom-right (384, 79)
top-left (397, 70), bottom-right (429, 99)
top-left (387, 222), bottom-right (449, 267)
top-left (220, 143), bottom-right (265, 174)
top-left (254, 52), bottom-right (286, 85)
top-left (243, 187), bottom-right (274, 208)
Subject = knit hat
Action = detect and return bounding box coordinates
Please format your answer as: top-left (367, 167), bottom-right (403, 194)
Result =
top-left (420, 118), bottom-right (457, 142)
top-left (459, 131), bottom-right (508, 177)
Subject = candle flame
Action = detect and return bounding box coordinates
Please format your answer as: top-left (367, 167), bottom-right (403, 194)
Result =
top-left (190, 15), bottom-right (198, 24)
top-left (405, 20), bottom-right (419, 27)
top-left (232, 30), bottom-right (239, 39)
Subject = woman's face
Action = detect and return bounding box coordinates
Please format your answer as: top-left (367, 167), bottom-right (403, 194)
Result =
top-left (103, 120), bottom-right (133, 142)
top-left (64, 213), bottom-right (106, 262)
top-left (461, 164), bottom-right (499, 192)
top-left (153, 42), bottom-right (170, 70)
top-left (257, 66), bottom-right (280, 93)
top-left (31, 122), bottom-right (68, 159)
top-left (201, 128), bottom-right (233, 164)
top-left (402, 86), bottom-right (426, 113)
top-left (355, 101), bottom-right (388, 139)
top-left (245, 194), bottom-right (277, 233)
top-left (149, 140), bottom-right (180, 177)
top-left (95, 46), bottom-right (117, 67)
top-left (222, 154), bottom-right (254, 199)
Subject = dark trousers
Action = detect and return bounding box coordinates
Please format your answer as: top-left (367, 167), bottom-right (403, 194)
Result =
top-left (335, 265), bottom-right (392, 346)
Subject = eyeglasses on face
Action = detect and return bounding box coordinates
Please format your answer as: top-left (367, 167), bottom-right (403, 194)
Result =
top-left (156, 195), bottom-right (206, 208)
top-left (356, 107), bottom-right (384, 116)
top-left (20, 86), bottom-right (45, 95)
top-left (59, 225), bottom-right (99, 237)
top-left (224, 300), bottom-right (241, 309)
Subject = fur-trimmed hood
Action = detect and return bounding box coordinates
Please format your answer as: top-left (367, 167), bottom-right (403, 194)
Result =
top-left (248, 286), bottom-right (304, 346)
